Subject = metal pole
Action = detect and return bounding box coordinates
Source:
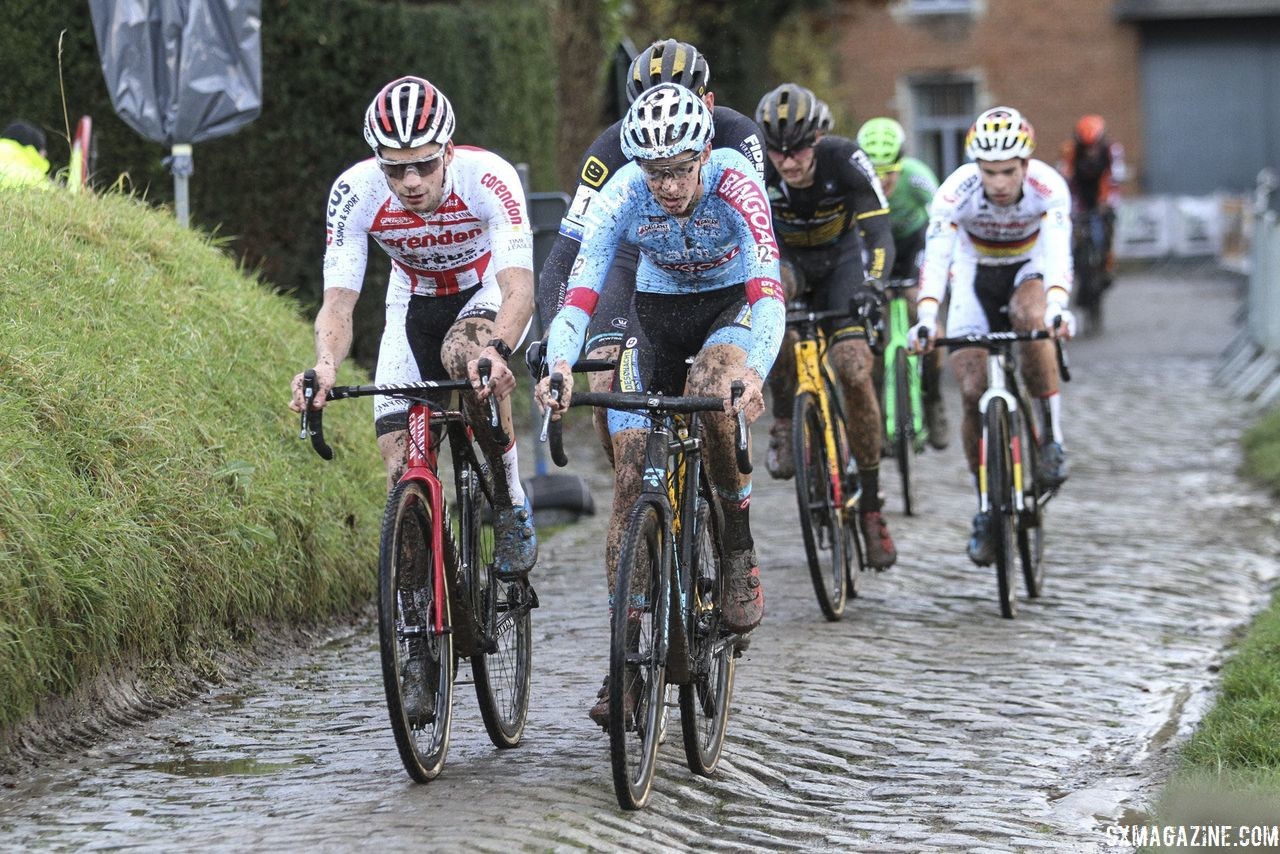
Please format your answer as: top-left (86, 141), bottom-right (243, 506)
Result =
top-left (171, 143), bottom-right (194, 228)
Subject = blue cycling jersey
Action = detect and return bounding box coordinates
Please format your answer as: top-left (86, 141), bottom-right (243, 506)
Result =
top-left (546, 148), bottom-right (785, 380)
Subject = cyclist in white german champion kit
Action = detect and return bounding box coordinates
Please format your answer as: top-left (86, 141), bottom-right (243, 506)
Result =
top-left (289, 75), bottom-right (539, 579)
top-left (909, 106), bottom-right (1075, 566)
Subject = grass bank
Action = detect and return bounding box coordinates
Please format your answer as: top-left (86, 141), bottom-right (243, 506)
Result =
top-left (1152, 411), bottom-right (1280, 827)
top-left (0, 189), bottom-right (386, 738)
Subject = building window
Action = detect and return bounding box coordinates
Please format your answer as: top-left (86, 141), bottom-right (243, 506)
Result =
top-left (911, 78), bottom-right (977, 178)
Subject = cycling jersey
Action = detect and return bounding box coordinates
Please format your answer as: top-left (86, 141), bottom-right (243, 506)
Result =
top-left (546, 147), bottom-right (785, 382)
top-left (919, 158), bottom-right (1072, 337)
top-left (886, 157), bottom-right (938, 243)
top-left (537, 106), bottom-right (766, 336)
top-left (764, 134), bottom-right (895, 280)
top-left (1059, 139), bottom-right (1126, 211)
top-left (323, 146), bottom-right (533, 301)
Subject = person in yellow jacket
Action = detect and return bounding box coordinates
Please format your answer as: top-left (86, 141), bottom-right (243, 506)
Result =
top-left (0, 120), bottom-right (52, 189)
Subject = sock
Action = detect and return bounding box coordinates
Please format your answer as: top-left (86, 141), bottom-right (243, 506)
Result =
top-left (1038, 393), bottom-right (1064, 445)
top-left (859, 464), bottom-right (882, 513)
top-left (501, 441), bottom-right (527, 507)
top-left (973, 474), bottom-right (983, 512)
top-left (717, 483), bottom-right (754, 554)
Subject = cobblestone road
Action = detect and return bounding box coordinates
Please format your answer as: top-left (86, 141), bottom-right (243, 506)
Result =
top-left (2, 269), bottom-right (1277, 852)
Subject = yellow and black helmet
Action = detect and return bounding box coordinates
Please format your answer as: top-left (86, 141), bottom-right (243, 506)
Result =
top-left (626, 39), bottom-right (711, 103)
top-left (755, 83), bottom-right (822, 153)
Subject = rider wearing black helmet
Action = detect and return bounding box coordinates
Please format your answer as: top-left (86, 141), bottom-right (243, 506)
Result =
top-left (755, 82), bottom-right (900, 570)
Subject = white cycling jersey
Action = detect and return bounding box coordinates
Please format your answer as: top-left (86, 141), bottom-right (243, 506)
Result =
top-left (323, 145), bottom-right (534, 302)
top-left (918, 158), bottom-right (1072, 312)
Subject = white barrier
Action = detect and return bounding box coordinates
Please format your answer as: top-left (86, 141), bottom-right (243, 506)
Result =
top-left (1114, 194), bottom-right (1228, 259)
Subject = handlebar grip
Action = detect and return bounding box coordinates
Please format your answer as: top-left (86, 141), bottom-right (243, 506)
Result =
top-left (730, 380), bottom-right (752, 474)
top-left (477, 357), bottom-right (511, 446)
top-left (546, 372), bottom-right (568, 467)
top-left (301, 369), bottom-right (333, 461)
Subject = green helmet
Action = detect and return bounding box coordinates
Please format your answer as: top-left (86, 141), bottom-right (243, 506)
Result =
top-left (857, 117), bottom-right (906, 173)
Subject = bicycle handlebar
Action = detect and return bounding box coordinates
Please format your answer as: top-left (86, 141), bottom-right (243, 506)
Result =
top-left (932, 327), bottom-right (1071, 383)
top-left (542, 372), bottom-right (752, 474)
top-left (299, 359), bottom-right (509, 460)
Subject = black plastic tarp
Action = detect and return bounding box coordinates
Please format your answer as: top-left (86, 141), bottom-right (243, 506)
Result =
top-left (88, 0), bottom-right (262, 146)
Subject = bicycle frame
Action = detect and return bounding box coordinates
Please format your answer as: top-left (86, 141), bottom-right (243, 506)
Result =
top-left (401, 401), bottom-right (451, 641)
top-left (881, 282), bottom-right (926, 445)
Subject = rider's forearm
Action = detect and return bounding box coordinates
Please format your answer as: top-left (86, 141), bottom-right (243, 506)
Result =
top-left (314, 292), bottom-right (356, 371)
top-left (490, 266), bottom-right (535, 351)
top-left (745, 283), bottom-right (786, 379)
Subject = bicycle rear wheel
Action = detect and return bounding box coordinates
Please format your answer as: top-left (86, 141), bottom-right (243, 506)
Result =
top-left (610, 497), bottom-right (671, 810)
top-left (985, 400), bottom-right (1018, 619)
top-left (792, 391), bottom-right (849, 621)
top-left (680, 479), bottom-right (735, 776)
top-left (1016, 407), bottom-right (1046, 598)
top-left (892, 348), bottom-right (916, 516)
top-left (379, 480), bottom-right (454, 782)
top-left (464, 462), bottom-right (533, 749)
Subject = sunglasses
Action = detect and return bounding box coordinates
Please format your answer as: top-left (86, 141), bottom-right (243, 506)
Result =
top-left (376, 148), bottom-right (446, 180)
top-left (769, 143), bottom-right (814, 162)
top-left (637, 153), bottom-right (702, 184)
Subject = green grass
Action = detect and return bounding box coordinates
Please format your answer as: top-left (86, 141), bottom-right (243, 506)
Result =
top-left (0, 188), bottom-right (386, 733)
top-left (1152, 412), bottom-right (1280, 824)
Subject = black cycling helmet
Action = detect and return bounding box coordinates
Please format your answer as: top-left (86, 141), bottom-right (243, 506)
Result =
top-left (626, 39), bottom-right (711, 103)
top-left (755, 83), bottom-right (822, 153)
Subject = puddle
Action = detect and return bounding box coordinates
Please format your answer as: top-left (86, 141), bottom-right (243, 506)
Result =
top-left (126, 755), bottom-right (316, 778)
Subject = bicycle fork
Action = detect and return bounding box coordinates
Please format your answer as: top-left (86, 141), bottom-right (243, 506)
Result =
top-left (794, 338), bottom-right (848, 512)
top-left (976, 356), bottom-right (1026, 516)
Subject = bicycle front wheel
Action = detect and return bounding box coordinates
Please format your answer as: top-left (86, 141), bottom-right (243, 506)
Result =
top-left (985, 399), bottom-right (1018, 619)
top-left (379, 480), bottom-right (454, 782)
top-left (793, 391), bottom-right (848, 621)
top-left (610, 497), bottom-right (671, 810)
top-left (464, 462), bottom-right (532, 749)
top-left (680, 483), bottom-right (735, 776)
top-left (893, 348), bottom-right (916, 516)
top-left (1017, 408), bottom-right (1046, 598)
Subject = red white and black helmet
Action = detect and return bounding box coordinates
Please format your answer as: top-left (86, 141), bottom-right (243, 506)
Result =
top-left (363, 76), bottom-right (455, 152)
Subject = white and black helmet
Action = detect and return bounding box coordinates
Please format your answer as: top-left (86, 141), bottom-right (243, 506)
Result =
top-left (363, 76), bottom-right (455, 152)
top-left (620, 83), bottom-right (714, 161)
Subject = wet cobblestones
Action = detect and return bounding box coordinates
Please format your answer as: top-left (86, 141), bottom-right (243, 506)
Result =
top-left (1, 271), bottom-right (1276, 852)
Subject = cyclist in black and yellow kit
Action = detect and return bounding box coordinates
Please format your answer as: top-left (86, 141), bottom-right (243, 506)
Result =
top-left (755, 83), bottom-right (899, 569)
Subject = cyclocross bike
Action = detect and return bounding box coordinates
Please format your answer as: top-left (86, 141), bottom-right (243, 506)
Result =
top-left (1072, 209), bottom-right (1108, 334)
top-left (544, 372), bottom-right (751, 810)
top-left (931, 328), bottom-right (1070, 618)
top-left (786, 301), bottom-right (865, 622)
top-left (874, 278), bottom-right (930, 516)
top-left (299, 361), bottom-right (536, 782)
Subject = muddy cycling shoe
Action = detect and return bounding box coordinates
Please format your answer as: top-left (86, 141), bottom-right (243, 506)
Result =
top-left (401, 655), bottom-right (436, 727)
top-left (494, 496), bottom-right (537, 578)
top-left (587, 671), bottom-right (643, 732)
top-left (860, 510), bottom-right (898, 569)
top-left (765, 418), bottom-right (794, 480)
top-left (925, 399), bottom-right (950, 450)
top-left (1039, 441), bottom-right (1069, 488)
top-left (968, 511), bottom-right (995, 566)
top-left (722, 549), bottom-right (764, 634)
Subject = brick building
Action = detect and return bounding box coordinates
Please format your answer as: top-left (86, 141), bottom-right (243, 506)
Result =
top-left (831, 0), bottom-right (1280, 196)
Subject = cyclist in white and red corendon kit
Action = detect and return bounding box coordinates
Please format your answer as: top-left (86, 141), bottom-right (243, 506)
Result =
top-left (289, 76), bottom-right (538, 583)
top-left (910, 106), bottom-right (1075, 567)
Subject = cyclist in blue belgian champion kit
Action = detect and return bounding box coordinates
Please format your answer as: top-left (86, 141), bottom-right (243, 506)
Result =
top-left (535, 84), bottom-right (784, 727)
top-left (755, 83), bottom-right (900, 570)
top-left (536, 39), bottom-right (765, 460)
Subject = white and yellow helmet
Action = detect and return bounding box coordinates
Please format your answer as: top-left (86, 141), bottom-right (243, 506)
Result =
top-left (965, 106), bottom-right (1035, 161)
